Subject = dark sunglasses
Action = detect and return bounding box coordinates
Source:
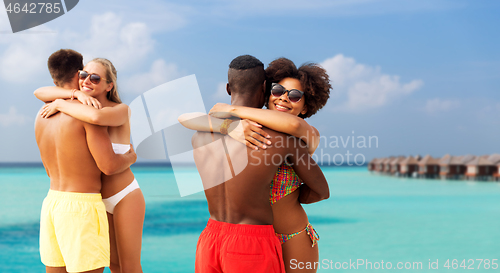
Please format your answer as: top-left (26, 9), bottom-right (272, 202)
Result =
top-left (271, 83), bottom-right (304, 103)
top-left (78, 70), bottom-right (108, 85)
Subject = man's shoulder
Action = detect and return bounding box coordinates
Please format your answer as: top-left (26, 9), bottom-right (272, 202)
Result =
top-left (57, 112), bottom-right (88, 132)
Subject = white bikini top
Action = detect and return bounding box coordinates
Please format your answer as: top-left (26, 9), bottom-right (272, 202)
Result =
top-left (112, 143), bottom-right (131, 155)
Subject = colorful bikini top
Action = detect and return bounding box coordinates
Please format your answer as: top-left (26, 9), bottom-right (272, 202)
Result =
top-left (270, 163), bottom-right (303, 205)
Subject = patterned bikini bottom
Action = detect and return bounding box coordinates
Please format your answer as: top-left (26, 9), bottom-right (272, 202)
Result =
top-left (275, 223), bottom-right (320, 247)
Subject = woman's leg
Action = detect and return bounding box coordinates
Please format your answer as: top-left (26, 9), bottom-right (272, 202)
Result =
top-left (107, 213), bottom-right (121, 273)
top-left (112, 189), bottom-right (146, 273)
top-left (282, 231), bottom-right (319, 273)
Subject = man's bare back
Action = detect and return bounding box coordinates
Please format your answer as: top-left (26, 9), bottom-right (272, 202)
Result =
top-left (35, 101), bottom-right (135, 193)
top-left (192, 125), bottom-right (325, 225)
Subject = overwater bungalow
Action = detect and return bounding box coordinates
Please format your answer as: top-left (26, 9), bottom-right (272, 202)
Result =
top-left (489, 154), bottom-right (500, 164)
top-left (465, 154), bottom-right (500, 181)
top-left (368, 158), bottom-right (378, 172)
top-left (399, 156), bottom-right (419, 177)
top-left (418, 155), bottom-right (440, 178)
top-left (375, 158), bottom-right (385, 172)
top-left (495, 161), bottom-right (500, 182)
top-left (390, 156), bottom-right (406, 175)
top-left (383, 157), bottom-right (395, 173)
top-left (371, 154), bottom-right (499, 181)
top-left (439, 154), bottom-right (476, 180)
top-left (488, 154), bottom-right (500, 181)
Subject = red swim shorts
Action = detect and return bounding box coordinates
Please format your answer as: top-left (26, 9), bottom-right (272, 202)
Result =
top-left (195, 219), bottom-right (285, 273)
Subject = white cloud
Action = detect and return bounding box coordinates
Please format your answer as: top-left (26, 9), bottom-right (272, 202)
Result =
top-left (0, 6), bottom-right (10, 32)
top-left (75, 12), bottom-right (154, 70)
top-left (0, 24), bottom-right (58, 82)
top-left (0, 12), bottom-right (160, 83)
top-left (122, 59), bottom-right (184, 94)
top-left (213, 82), bottom-right (228, 99)
top-left (101, 1), bottom-right (189, 33)
top-left (321, 54), bottom-right (423, 112)
top-left (0, 107), bottom-right (31, 127)
top-left (424, 98), bottom-right (460, 114)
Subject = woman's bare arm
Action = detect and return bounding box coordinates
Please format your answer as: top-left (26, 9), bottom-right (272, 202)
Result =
top-left (34, 86), bottom-right (102, 108)
top-left (178, 113), bottom-right (271, 150)
top-left (289, 145), bottom-right (329, 204)
top-left (34, 86), bottom-right (73, 102)
top-left (178, 112), bottom-right (224, 133)
top-left (210, 103), bottom-right (320, 154)
top-left (41, 99), bottom-right (129, 127)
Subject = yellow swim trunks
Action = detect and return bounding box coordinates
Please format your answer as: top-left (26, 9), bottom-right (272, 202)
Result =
top-left (39, 190), bottom-right (110, 273)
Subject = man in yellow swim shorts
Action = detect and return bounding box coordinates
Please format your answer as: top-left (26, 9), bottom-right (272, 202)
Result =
top-left (34, 49), bottom-right (137, 273)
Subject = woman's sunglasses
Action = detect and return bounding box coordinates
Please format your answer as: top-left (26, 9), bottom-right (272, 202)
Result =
top-left (78, 70), bottom-right (108, 85)
top-left (271, 83), bottom-right (304, 103)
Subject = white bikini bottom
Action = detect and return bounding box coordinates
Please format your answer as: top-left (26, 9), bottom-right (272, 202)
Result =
top-left (102, 179), bottom-right (140, 214)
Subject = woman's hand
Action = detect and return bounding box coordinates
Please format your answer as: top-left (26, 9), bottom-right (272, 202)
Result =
top-left (75, 90), bottom-right (102, 109)
top-left (209, 103), bottom-right (234, 119)
top-left (228, 119), bottom-right (271, 150)
top-left (40, 99), bottom-right (63, 118)
top-left (127, 144), bottom-right (137, 163)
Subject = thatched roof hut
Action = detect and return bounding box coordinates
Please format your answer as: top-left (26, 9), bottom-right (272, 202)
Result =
top-left (465, 155), bottom-right (499, 178)
top-left (418, 155), bottom-right (440, 176)
top-left (439, 154), bottom-right (475, 177)
top-left (389, 156), bottom-right (406, 173)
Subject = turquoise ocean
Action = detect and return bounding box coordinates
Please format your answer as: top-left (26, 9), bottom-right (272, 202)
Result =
top-left (1, 166), bottom-right (499, 272)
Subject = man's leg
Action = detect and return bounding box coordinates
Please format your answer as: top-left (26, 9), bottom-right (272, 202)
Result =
top-left (45, 266), bottom-right (104, 273)
top-left (46, 266), bottom-right (67, 273)
top-left (81, 268), bottom-right (105, 273)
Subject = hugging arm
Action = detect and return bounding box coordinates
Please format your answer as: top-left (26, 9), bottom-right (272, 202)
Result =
top-left (178, 112), bottom-right (270, 150)
top-left (288, 145), bottom-right (329, 204)
top-left (41, 99), bottom-right (129, 126)
top-left (178, 112), bottom-right (224, 133)
top-left (34, 86), bottom-right (73, 102)
top-left (210, 103), bottom-right (320, 154)
top-left (34, 86), bottom-right (102, 108)
top-left (83, 123), bottom-right (136, 175)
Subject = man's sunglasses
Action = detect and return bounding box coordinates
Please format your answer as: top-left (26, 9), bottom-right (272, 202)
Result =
top-left (78, 70), bottom-right (108, 85)
top-left (271, 83), bottom-right (304, 103)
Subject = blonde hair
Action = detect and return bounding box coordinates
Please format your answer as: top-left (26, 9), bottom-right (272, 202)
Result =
top-left (89, 58), bottom-right (121, 103)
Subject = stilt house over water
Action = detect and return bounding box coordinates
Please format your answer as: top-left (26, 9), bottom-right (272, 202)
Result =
top-left (418, 155), bottom-right (440, 178)
top-left (439, 154), bottom-right (476, 180)
top-left (399, 156), bottom-right (419, 177)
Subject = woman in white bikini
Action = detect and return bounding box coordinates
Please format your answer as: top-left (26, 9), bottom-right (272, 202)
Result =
top-left (35, 58), bottom-right (145, 273)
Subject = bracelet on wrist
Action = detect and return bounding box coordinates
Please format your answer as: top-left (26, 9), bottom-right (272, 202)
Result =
top-left (70, 89), bottom-right (77, 101)
top-left (220, 119), bottom-right (234, 135)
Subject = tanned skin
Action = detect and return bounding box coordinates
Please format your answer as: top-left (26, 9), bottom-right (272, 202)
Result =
top-left (191, 70), bottom-right (328, 226)
top-left (35, 102), bottom-right (136, 192)
top-left (35, 77), bottom-right (136, 273)
top-left (192, 129), bottom-right (327, 225)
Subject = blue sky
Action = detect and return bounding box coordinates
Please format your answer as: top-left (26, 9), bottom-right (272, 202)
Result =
top-left (0, 0), bottom-right (498, 162)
